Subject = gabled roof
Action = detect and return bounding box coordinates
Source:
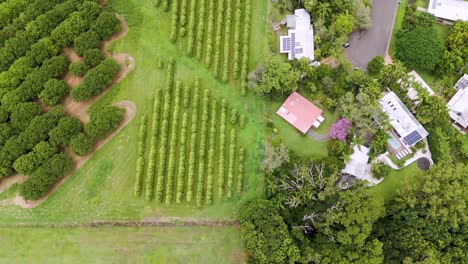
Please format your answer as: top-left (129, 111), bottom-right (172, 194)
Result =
top-left (276, 92), bottom-right (323, 134)
top-left (279, 9), bottom-right (314, 61)
top-left (455, 74), bottom-right (468, 90)
top-left (380, 92), bottom-right (429, 146)
top-left (447, 80), bottom-right (468, 128)
top-left (427, 0), bottom-right (468, 21)
top-left (342, 145), bottom-right (370, 179)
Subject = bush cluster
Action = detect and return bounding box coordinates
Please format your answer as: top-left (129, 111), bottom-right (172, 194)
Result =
top-left (212, 0), bottom-right (225, 76)
top-left (204, 0), bottom-right (216, 66)
top-left (48, 116), bottom-right (82, 147)
top-left (73, 30), bottom-right (100, 56)
top-left (13, 141), bottom-right (56, 176)
top-left (70, 58), bottom-right (120, 101)
top-left (240, 0), bottom-right (252, 96)
top-left (194, 0), bottom-right (206, 60)
top-left (91, 11), bottom-right (121, 40)
top-left (83, 48), bottom-right (104, 67)
top-left (179, 0), bottom-right (189, 36)
top-left (176, 112), bottom-right (189, 204)
top-left (169, 0), bottom-right (180, 42)
top-left (186, 0), bottom-right (198, 56)
top-left (39, 79), bottom-right (70, 106)
top-left (236, 147), bottom-right (245, 193)
top-left (221, 0), bottom-right (234, 82)
top-left (231, 0), bottom-right (243, 80)
top-left (69, 61), bottom-right (89, 76)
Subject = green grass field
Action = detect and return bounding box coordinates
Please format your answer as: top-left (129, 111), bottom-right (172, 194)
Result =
top-left (0, 226), bottom-right (245, 263)
top-left (0, 0), bottom-right (270, 224)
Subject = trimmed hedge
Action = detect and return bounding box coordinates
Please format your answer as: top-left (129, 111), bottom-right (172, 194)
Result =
top-left (186, 78), bottom-right (201, 202)
top-left (236, 147), bottom-right (245, 193)
top-left (226, 128), bottom-right (237, 198)
top-left (195, 89), bottom-right (210, 207)
top-left (176, 111), bottom-right (189, 203)
top-left (134, 115), bottom-right (148, 197)
top-left (205, 99), bottom-right (217, 205)
top-left (145, 89), bottom-right (162, 200)
top-left (217, 99), bottom-right (227, 198)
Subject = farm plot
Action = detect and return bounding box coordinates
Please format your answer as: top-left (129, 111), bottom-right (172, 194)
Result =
top-left (0, 0), bottom-right (125, 202)
top-left (134, 59), bottom-right (247, 207)
top-left (158, 0), bottom-right (252, 95)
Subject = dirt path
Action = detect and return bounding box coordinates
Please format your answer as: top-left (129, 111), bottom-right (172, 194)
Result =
top-left (0, 175), bottom-right (28, 193)
top-left (13, 100), bottom-right (136, 209)
top-left (61, 14), bottom-right (134, 123)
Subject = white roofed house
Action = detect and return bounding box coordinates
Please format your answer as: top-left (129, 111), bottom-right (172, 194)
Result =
top-left (427, 0), bottom-right (468, 22)
top-left (447, 74), bottom-right (468, 133)
top-left (279, 9), bottom-right (314, 61)
top-left (380, 91), bottom-right (429, 159)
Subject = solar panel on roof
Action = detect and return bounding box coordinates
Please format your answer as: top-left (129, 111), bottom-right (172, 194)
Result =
top-left (282, 38), bottom-right (291, 51)
top-left (291, 33), bottom-right (296, 59)
top-left (403, 130), bottom-right (422, 146)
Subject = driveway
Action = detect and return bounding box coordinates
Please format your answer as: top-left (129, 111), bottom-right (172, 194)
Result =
top-left (344, 0), bottom-right (398, 69)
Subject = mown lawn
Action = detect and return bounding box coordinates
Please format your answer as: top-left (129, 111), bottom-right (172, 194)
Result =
top-left (368, 163), bottom-right (423, 201)
top-left (0, 0), bottom-right (270, 224)
top-left (462, 135), bottom-right (468, 156)
top-left (0, 226), bottom-right (245, 263)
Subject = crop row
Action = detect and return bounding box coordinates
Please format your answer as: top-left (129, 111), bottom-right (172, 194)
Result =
top-left (134, 115), bottom-right (148, 197)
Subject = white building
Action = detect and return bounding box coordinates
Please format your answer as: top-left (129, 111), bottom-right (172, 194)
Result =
top-left (380, 91), bottom-right (429, 147)
top-left (341, 145), bottom-right (382, 186)
top-left (447, 74), bottom-right (468, 130)
top-left (279, 9), bottom-right (314, 61)
top-left (406, 70), bottom-right (435, 105)
top-left (427, 0), bottom-right (468, 22)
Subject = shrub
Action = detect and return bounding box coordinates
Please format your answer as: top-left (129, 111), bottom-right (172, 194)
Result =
top-left (232, 0), bottom-right (242, 79)
top-left (169, 0), bottom-right (180, 42)
top-left (10, 102), bottom-right (41, 131)
top-left (230, 108), bottom-right (238, 125)
top-left (73, 30), bottom-right (100, 56)
top-left (176, 112), bottom-right (189, 203)
top-left (83, 48), bottom-right (104, 67)
top-left (328, 118), bottom-right (352, 143)
top-left (39, 79), bottom-right (69, 106)
top-left (212, 0), bottom-right (225, 76)
top-left (70, 132), bottom-right (94, 156)
top-left (194, 0), bottom-right (206, 60)
top-left (204, 0), bottom-right (216, 66)
top-left (70, 58), bottom-right (120, 101)
top-left (91, 11), bottom-right (121, 40)
top-left (13, 141), bottom-right (56, 175)
top-left (367, 56), bottom-right (384, 76)
top-left (186, 79), bottom-right (201, 202)
top-left (86, 106), bottom-right (125, 140)
top-left (372, 163), bottom-right (392, 179)
top-left (69, 61), bottom-right (89, 76)
top-left (186, 0), bottom-right (198, 56)
top-left (221, 0), bottom-right (234, 81)
top-left (239, 114), bottom-right (246, 128)
top-left (48, 117), bottom-right (82, 147)
top-left (19, 153), bottom-right (73, 200)
top-left (196, 89), bottom-right (210, 207)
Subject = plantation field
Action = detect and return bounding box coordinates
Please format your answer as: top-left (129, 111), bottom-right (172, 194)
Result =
top-left (0, 0), bottom-right (271, 224)
top-left (0, 226), bottom-right (245, 263)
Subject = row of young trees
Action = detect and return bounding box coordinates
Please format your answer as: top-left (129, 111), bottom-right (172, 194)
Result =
top-left (239, 0), bottom-right (252, 95)
top-left (160, 0), bottom-right (252, 89)
top-left (133, 115), bottom-right (148, 197)
top-left (137, 63), bottom-right (247, 205)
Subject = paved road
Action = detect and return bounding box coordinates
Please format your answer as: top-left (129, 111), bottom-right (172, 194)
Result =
top-left (344, 0), bottom-right (398, 69)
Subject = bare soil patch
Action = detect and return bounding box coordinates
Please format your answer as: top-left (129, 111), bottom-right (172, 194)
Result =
top-left (0, 175), bottom-right (28, 193)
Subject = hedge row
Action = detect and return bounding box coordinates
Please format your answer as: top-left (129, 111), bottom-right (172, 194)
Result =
top-left (194, 0), bottom-right (206, 60)
top-left (186, 0), bottom-right (198, 56)
top-left (0, 0), bottom-right (61, 46)
top-left (204, 0), bottom-right (216, 66)
top-left (134, 115), bottom-right (148, 197)
top-left (145, 89), bottom-right (162, 200)
top-left (236, 147), bottom-right (245, 193)
top-left (176, 111), bottom-right (189, 204)
top-left (70, 58), bottom-right (120, 101)
top-left (162, 0), bottom-right (171, 12)
top-left (179, 0), bottom-right (189, 36)
top-left (19, 152), bottom-right (73, 201)
top-left (240, 0), bottom-right (252, 96)
top-left (0, 106), bottom-right (64, 177)
top-left (155, 60), bottom-right (175, 201)
top-left (186, 79), bottom-right (201, 202)
top-left (169, 0), bottom-right (180, 42)
top-left (182, 83), bottom-right (190, 108)
top-left (221, 0), bottom-right (234, 82)
top-left (164, 81), bottom-right (182, 204)
top-left (212, 0), bottom-right (225, 76)
top-left (205, 99), bottom-right (217, 205)
top-left (226, 128), bottom-right (237, 198)
top-left (232, 0), bottom-right (243, 80)
top-left (13, 141), bottom-right (56, 176)
top-left (217, 99), bottom-right (227, 198)
top-left (195, 89), bottom-right (210, 207)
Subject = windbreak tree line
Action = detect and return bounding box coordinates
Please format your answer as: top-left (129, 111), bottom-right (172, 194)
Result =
top-left (0, 0), bottom-right (124, 201)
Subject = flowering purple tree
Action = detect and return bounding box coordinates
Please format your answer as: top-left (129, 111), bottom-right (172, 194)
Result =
top-left (328, 118), bottom-right (352, 143)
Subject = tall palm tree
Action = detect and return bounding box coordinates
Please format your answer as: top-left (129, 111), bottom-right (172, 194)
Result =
top-left (316, 2), bottom-right (330, 20)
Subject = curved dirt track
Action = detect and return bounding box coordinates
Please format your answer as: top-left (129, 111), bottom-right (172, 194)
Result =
top-left (13, 101), bottom-right (136, 209)
top-left (1, 13), bottom-right (136, 208)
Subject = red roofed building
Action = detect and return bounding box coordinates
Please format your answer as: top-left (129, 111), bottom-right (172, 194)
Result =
top-left (276, 92), bottom-right (324, 134)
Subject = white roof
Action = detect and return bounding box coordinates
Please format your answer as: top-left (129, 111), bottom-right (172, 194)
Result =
top-left (279, 9), bottom-right (314, 61)
top-left (454, 74), bottom-right (468, 90)
top-left (447, 81), bottom-right (468, 128)
top-left (342, 145), bottom-right (370, 178)
top-left (380, 92), bottom-right (429, 146)
top-left (406, 71), bottom-right (435, 103)
top-left (427, 0), bottom-right (468, 21)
